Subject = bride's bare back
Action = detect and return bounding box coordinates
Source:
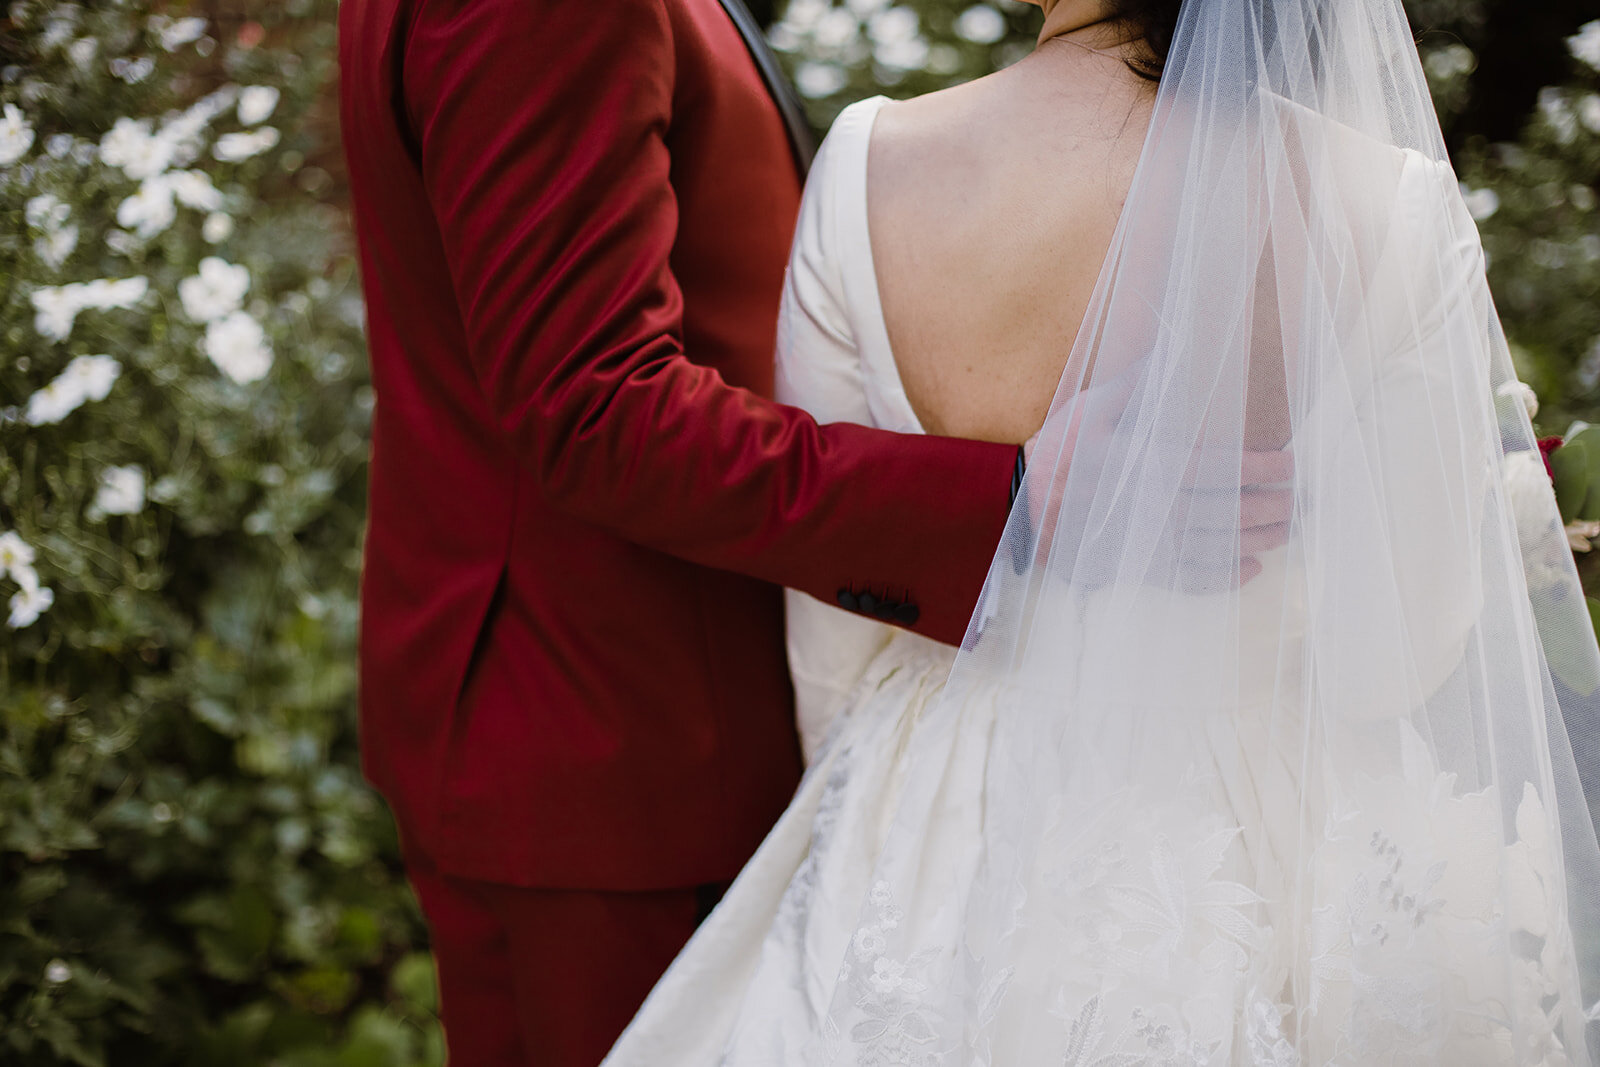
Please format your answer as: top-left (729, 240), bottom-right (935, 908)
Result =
top-left (868, 38), bottom-right (1156, 444)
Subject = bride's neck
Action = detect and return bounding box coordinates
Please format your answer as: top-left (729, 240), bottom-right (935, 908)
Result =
top-left (1035, 0), bottom-right (1126, 47)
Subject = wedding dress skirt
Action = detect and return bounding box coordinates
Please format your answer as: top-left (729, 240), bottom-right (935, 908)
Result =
top-left (604, 629), bottom-right (969, 1063)
top-left (608, 561), bottom-right (1569, 1065)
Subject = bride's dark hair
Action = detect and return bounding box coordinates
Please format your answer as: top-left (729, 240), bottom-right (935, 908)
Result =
top-left (1108, 0), bottom-right (1185, 80)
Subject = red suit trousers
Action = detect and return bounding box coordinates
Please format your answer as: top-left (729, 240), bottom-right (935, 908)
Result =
top-left (407, 855), bottom-right (716, 1066)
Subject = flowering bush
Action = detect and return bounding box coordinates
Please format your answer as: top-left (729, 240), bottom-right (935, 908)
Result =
top-left (0, 2), bottom-right (438, 1064)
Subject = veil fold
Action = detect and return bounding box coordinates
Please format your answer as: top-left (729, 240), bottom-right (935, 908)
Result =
top-left (817, 0), bottom-right (1600, 1062)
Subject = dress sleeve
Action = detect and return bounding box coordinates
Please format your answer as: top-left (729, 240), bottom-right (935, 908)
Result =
top-left (774, 106), bottom-right (902, 760)
top-left (403, 0), bottom-right (1015, 646)
top-left (1314, 152), bottom-right (1495, 721)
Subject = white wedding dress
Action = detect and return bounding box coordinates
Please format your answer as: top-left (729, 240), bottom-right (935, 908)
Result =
top-left (604, 89), bottom-right (1597, 1065)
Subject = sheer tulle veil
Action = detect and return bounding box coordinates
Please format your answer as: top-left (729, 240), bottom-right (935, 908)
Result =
top-left (818, 0), bottom-right (1600, 1062)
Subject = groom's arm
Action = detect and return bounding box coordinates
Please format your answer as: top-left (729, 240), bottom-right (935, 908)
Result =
top-left (402, 0), bottom-right (1018, 646)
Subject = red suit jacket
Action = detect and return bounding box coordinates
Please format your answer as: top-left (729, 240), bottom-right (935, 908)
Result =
top-left (339, 0), bottom-right (1017, 890)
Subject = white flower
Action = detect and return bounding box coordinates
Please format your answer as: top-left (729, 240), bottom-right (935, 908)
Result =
top-left (1569, 21), bottom-right (1600, 72)
top-left (191, 86), bottom-right (241, 123)
top-left (795, 61), bottom-right (848, 99)
top-left (106, 230), bottom-right (139, 257)
top-left (214, 127), bottom-right (280, 162)
top-left (777, 0), bottom-right (829, 33)
top-left (111, 56), bottom-right (156, 84)
top-left (202, 212), bottom-right (234, 243)
top-left (204, 311), bottom-right (273, 384)
top-left (846, 0), bottom-right (890, 16)
top-left (90, 465), bottom-right (146, 519)
top-left (955, 4), bottom-right (1007, 44)
top-left (0, 532), bottom-right (36, 580)
top-left (8, 583), bottom-right (54, 629)
top-left (0, 103), bottom-right (36, 166)
top-left (62, 355), bottom-right (121, 403)
top-left (1566, 520), bottom-right (1600, 552)
top-left (927, 43), bottom-right (963, 75)
top-left (236, 86), bottom-right (281, 126)
top-left (67, 37), bottom-right (97, 69)
top-left (1423, 42), bottom-right (1475, 81)
top-left (35, 225), bottom-right (78, 269)
top-left (166, 169), bottom-right (223, 211)
top-left (24, 355), bottom-right (120, 426)
top-left (99, 117), bottom-right (150, 169)
top-left (875, 35), bottom-right (930, 71)
top-left (767, 23), bottom-right (803, 51)
top-left (1461, 186), bottom-right (1499, 222)
top-left (41, 14), bottom-right (78, 51)
top-left (28, 195), bottom-right (79, 267)
top-left (100, 117), bottom-right (178, 180)
top-left (28, 277), bottom-right (148, 343)
top-left (869, 9), bottom-right (927, 69)
top-left (84, 276), bottom-right (150, 310)
top-left (30, 287), bottom-right (81, 342)
top-left (179, 257), bottom-right (251, 322)
top-left (116, 177), bottom-right (178, 239)
top-left (24, 379), bottom-right (83, 426)
top-left (1504, 450), bottom-right (1559, 551)
top-left (158, 103), bottom-right (217, 167)
top-left (1498, 379), bottom-right (1539, 421)
top-left (1580, 95), bottom-right (1600, 137)
top-left (149, 15), bottom-right (208, 52)
top-left (869, 6), bottom-right (919, 44)
top-left (1540, 88), bottom-right (1578, 145)
top-left (26, 194), bottom-right (70, 232)
top-left (813, 8), bottom-right (861, 49)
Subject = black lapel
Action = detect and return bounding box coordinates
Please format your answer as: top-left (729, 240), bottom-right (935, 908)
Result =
top-left (716, 0), bottom-right (817, 176)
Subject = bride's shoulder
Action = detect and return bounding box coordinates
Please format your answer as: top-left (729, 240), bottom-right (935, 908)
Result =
top-left (867, 77), bottom-right (998, 177)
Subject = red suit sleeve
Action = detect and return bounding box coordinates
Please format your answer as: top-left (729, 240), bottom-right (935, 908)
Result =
top-left (403, 0), bottom-right (1016, 646)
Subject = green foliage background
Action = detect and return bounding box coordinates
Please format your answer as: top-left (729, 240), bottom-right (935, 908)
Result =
top-left (0, 0), bottom-right (1595, 1064)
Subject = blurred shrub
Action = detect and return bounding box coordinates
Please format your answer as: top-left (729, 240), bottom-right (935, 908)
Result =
top-left (0, 1), bottom-right (438, 1063)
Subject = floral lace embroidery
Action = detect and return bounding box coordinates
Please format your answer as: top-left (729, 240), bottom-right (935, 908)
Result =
top-left (826, 726), bottom-right (1590, 1065)
top-left (837, 880), bottom-right (946, 1066)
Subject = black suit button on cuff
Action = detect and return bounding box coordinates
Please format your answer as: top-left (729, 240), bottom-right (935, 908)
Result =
top-left (857, 592), bottom-right (878, 615)
top-left (895, 603), bottom-right (921, 626)
top-left (836, 589), bottom-right (859, 612)
top-left (873, 602), bottom-right (897, 621)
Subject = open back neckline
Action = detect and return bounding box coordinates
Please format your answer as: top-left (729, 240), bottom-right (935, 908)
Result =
top-left (832, 96), bottom-right (927, 436)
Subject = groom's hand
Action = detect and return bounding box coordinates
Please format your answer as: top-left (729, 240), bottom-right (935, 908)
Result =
top-left (1018, 363), bottom-right (1294, 591)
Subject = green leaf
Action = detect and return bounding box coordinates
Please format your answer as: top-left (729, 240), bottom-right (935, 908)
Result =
top-left (191, 885), bottom-right (276, 981)
top-left (1565, 428), bottom-right (1600, 522)
top-left (388, 952), bottom-right (438, 1014)
top-left (334, 1007), bottom-right (414, 1067)
top-left (334, 906), bottom-right (382, 963)
top-left (1537, 587), bottom-right (1600, 698)
top-left (277, 964), bottom-right (359, 1015)
top-left (1551, 438), bottom-right (1591, 523)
